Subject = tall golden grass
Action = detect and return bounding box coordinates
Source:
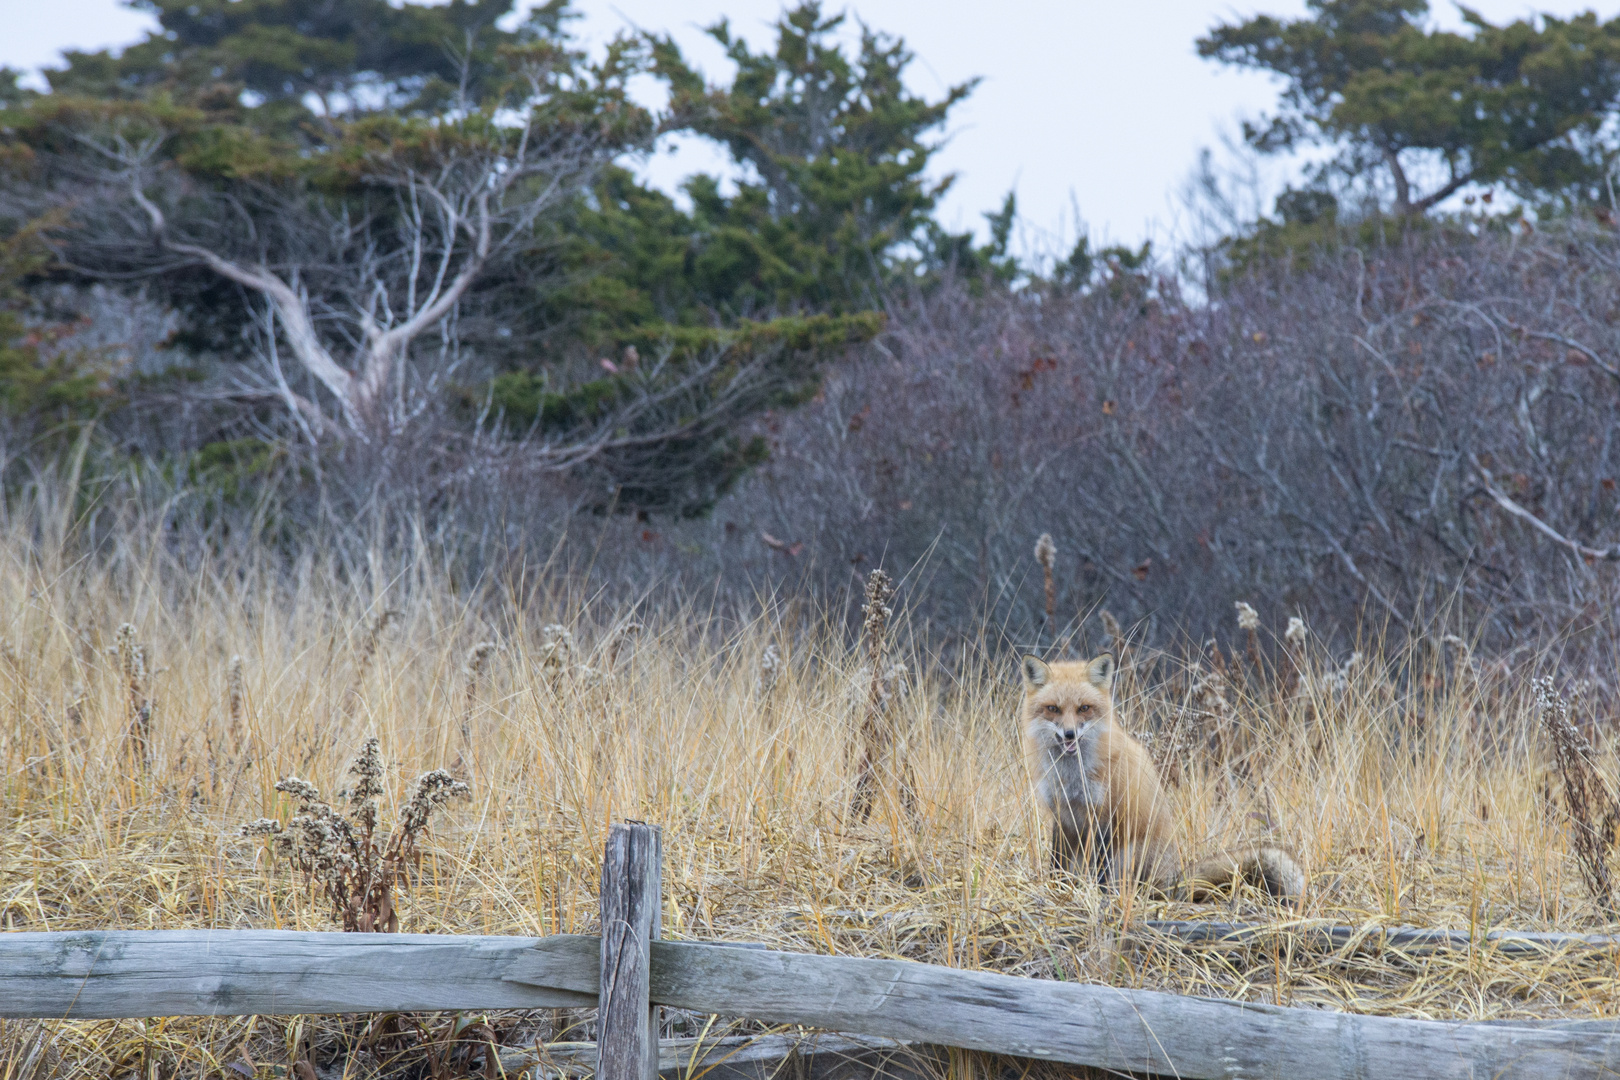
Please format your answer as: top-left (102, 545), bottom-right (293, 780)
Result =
top-left (2, 517), bottom-right (1619, 1077)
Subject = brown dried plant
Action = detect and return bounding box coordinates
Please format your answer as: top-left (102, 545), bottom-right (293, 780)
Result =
top-left (226, 655), bottom-right (246, 743)
top-left (460, 642), bottom-right (499, 736)
top-left (1034, 533), bottom-right (1057, 635)
top-left (342, 609), bottom-right (399, 718)
top-left (537, 623), bottom-right (578, 691)
top-left (1234, 601), bottom-right (1264, 685)
top-left (243, 737), bottom-right (471, 933)
top-left (604, 621), bottom-right (644, 669)
top-left (1283, 615), bottom-right (1308, 694)
top-left (1535, 676), bottom-right (1620, 918)
top-left (116, 623), bottom-right (153, 771)
top-left (849, 570), bottom-right (915, 823)
top-left (756, 641), bottom-right (782, 701)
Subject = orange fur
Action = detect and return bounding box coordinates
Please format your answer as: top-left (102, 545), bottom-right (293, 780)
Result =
top-left (1020, 654), bottom-right (1304, 903)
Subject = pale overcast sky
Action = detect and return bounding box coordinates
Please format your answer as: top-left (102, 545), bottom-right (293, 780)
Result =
top-left (8, 0), bottom-right (1617, 253)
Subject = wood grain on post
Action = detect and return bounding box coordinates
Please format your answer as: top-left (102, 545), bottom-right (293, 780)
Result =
top-left (598, 822), bottom-right (663, 1080)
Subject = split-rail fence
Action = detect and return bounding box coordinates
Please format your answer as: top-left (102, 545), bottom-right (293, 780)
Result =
top-left (4, 822), bottom-right (1620, 1079)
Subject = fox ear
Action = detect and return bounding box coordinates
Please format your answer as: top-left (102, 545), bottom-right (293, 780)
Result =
top-left (1087, 653), bottom-right (1115, 692)
top-left (1021, 655), bottom-right (1049, 689)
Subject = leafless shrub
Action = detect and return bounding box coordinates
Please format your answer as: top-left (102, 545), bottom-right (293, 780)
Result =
top-left (242, 737), bottom-right (470, 932)
top-left (1535, 676), bottom-right (1620, 918)
top-left (714, 227), bottom-right (1620, 667)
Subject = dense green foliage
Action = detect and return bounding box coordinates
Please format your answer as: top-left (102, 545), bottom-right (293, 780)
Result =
top-left (1200, 0), bottom-right (1620, 215)
top-left (3, 0), bottom-right (949, 512)
top-left (0, 217), bottom-right (106, 425)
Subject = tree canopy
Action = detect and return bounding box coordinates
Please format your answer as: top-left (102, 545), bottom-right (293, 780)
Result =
top-left (1, 0), bottom-right (973, 513)
top-left (1200, 1), bottom-right (1620, 215)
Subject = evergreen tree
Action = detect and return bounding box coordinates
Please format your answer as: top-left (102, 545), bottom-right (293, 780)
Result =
top-left (1200, 1), bottom-right (1620, 214)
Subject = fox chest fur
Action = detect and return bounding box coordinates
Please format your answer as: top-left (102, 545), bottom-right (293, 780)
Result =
top-left (1020, 653), bottom-right (1180, 887)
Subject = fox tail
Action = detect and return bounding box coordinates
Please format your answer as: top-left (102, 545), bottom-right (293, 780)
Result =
top-left (1185, 844), bottom-right (1306, 904)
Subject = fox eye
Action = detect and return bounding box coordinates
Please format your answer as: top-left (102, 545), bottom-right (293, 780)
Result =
top-left (1043, 704), bottom-right (1060, 716)
top-left (1078, 704), bottom-right (1092, 714)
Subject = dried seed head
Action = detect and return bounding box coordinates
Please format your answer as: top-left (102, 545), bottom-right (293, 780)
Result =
top-left (348, 736), bottom-right (385, 803)
top-left (399, 769), bottom-right (472, 836)
top-left (606, 621), bottom-right (644, 667)
top-left (1190, 662), bottom-right (1231, 716)
top-left (1034, 533), bottom-right (1056, 570)
top-left (116, 624), bottom-right (137, 678)
top-left (757, 642), bottom-right (782, 696)
top-left (862, 570), bottom-right (894, 640)
top-left (539, 625), bottom-right (574, 666)
top-left (464, 642), bottom-right (498, 676)
top-left (227, 654), bottom-right (246, 726)
top-left (241, 818), bottom-right (284, 837)
top-left (1234, 602), bottom-right (1260, 631)
top-left (881, 661), bottom-right (908, 703)
top-left (275, 776), bottom-right (322, 807)
top-left (1284, 616), bottom-right (1308, 645)
top-left (1100, 609), bottom-right (1123, 645)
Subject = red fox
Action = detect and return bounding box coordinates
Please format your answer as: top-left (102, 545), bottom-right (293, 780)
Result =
top-left (1021, 653), bottom-right (1305, 903)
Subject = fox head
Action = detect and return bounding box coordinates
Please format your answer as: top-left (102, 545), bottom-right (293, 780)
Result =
top-left (1021, 653), bottom-right (1115, 759)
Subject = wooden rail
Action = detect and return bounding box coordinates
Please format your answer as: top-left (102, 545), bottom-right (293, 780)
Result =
top-left (4, 823), bottom-right (1620, 1080)
top-left (791, 908), bottom-right (1620, 957)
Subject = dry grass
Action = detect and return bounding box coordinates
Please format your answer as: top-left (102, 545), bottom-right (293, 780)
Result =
top-left (3, 527), bottom-right (1620, 1078)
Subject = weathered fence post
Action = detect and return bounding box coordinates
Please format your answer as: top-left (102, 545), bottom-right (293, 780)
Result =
top-left (598, 821), bottom-right (663, 1080)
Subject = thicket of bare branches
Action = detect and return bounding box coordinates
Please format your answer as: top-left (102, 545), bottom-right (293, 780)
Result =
top-left (706, 223), bottom-right (1620, 657)
top-left (10, 222), bottom-right (1620, 668)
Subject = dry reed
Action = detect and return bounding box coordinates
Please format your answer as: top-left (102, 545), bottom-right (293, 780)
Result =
top-left (848, 569), bottom-right (914, 824)
top-left (1034, 534), bottom-right (1057, 636)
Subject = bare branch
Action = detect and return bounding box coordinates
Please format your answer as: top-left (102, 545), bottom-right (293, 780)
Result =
top-left (1471, 456), bottom-right (1620, 563)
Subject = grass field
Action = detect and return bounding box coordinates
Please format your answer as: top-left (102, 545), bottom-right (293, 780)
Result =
top-left (3, 525), bottom-right (1618, 1078)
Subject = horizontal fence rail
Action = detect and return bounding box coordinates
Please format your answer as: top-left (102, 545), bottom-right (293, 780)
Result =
top-left (498, 1033), bottom-right (910, 1080)
top-left (791, 909), bottom-right (1620, 958)
top-left (6, 821), bottom-right (1620, 1080)
top-left (1141, 919), bottom-right (1620, 957)
top-left (5, 929), bottom-right (1620, 1079)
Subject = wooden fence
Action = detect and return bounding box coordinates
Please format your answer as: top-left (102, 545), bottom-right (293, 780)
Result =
top-left (4, 822), bottom-right (1620, 1080)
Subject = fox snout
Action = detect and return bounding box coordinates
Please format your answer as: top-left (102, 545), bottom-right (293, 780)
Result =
top-left (1058, 728), bottom-right (1080, 754)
